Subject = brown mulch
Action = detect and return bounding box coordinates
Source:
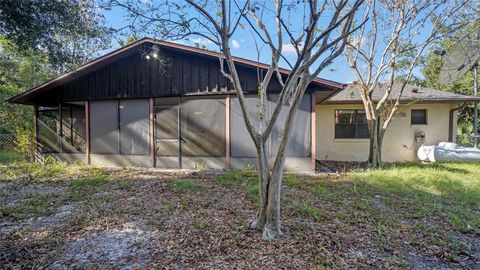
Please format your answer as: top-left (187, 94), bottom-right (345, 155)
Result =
top-left (0, 169), bottom-right (478, 269)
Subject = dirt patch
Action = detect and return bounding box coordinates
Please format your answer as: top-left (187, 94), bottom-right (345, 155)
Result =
top-left (53, 221), bottom-right (157, 269)
top-left (1, 169), bottom-right (478, 269)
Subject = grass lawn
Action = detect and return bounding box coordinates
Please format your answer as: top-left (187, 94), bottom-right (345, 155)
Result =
top-left (0, 151), bottom-right (25, 164)
top-left (0, 162), bottom-right (479, 269)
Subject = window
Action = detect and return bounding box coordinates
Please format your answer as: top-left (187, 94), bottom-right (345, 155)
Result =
top-left (334, 109), bottom-right (369, 139)
top-left (411, 109), bottom-right (427, 125)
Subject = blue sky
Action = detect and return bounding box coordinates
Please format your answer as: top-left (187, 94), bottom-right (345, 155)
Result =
top-left (102, 4), bottom-right (356, 84)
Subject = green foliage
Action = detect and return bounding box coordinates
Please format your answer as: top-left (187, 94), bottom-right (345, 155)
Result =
top-left (421, 25), bottom-right (480, 124)
top-left (0, 38), bottom-right (52, 148)
top-left (0, 0), bottom-right (112, 70)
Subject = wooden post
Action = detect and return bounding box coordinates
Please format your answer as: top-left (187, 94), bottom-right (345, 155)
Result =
top-left (311, 93), bottom-right (316, 171)
top-left (32, 104), bottom-right (38, 162)
top-left (149, 98), bottom-right (155, 167)
top-left (85, 101), bottom-right (90, 165)
top-left (225, 95), bottom-right (231, 169)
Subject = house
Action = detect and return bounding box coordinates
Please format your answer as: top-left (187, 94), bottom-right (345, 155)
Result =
top-left (8, 38), bottom-right (341, 171)
top-left (317, 84), bottom-right (477, 162)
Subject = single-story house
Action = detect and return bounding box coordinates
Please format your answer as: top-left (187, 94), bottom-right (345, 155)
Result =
top-left (8, 37), bottom-right (339, 171)
top-left (318, 84), bottom-right (477, 162)
top-left (7, 38), bottom-right (477, 170)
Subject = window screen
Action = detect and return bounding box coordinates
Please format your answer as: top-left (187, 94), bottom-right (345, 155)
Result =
top-left (61, 105), bottom-right (86, 153)
top-left (71, 107), bottom-right (86, 153)
top-left (270, 93), bottom-right (311, 157)
top-left (334, 109), bottom-right (369, 139)
top-left (155, 106), bottom-right (179, 156)
top-left (411, 109), bottom-right (427, 125)
top-left (37, 108), bottom-right (61, 153)
top-left (119, 99), bottom-right (149, 155)
top-left (231, 95), bottom-right (262, 158)
top-left (90, 100), bottom-right (119, 154)
top-left (181, 97), bottom-right (226, 156)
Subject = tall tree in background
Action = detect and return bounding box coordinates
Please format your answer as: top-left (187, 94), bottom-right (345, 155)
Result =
top-left (344, 0), bottom-right (473, 167)
top-left (0, 0), bottom-right (113, 72)
top-left (422, 23), bottom-right (480, 125)
top-left (108, 0), bottom-right (365, 240)
top-left (0, 0), bottom-right (112, 152)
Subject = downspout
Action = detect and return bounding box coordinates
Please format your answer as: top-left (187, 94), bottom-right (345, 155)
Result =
top-left (448, 103), bottom-right (466, 142)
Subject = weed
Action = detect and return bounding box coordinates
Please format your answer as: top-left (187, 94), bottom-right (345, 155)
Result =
top-left (117, 180), bottom-right (132, 190)
top-left (195, 221), bottom-right (208, 229)
top-left (292, 201), bottom-right (325, 221)
top-left (174, 179), bottom-right (203, 190)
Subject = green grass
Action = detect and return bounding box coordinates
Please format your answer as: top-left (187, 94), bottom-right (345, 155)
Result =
top-left (0, 151), bottom-right (25, 164)
top-left (67, 172), bottom-right (106, 201)
top-left (0, 161), bottom-right (105, 182)
top-left (0, 193), bottom-right (59, 220)
top-left (174, 179), bottom-right (203, 190)
top-left (346, 162), bottom-right (480, 233)
top-left (219, 171), bottom-right (258, 202)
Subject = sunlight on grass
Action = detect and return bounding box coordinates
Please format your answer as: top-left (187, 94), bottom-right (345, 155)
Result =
top-left (348, 162), bottom-right (480, 233)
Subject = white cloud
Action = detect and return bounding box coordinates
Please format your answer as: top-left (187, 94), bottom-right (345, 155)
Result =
top-left (282, 43), bottom-right (300, 55)
top-left (231, 39), bottom-right (241, 49)
top-left (191, 37), bottom-right (214, 48)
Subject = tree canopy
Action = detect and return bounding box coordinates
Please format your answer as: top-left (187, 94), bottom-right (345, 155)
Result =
top-left (0, 0), bottom-right (113, 72)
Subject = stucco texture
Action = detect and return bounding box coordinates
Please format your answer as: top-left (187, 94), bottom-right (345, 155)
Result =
top-left (316, 103), bottom-right (460, 162)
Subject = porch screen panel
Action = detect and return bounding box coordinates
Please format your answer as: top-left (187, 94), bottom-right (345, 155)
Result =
top-left (90, 100), bottom-right (119, 154)
top-left (119, 99), bottom-right (149, 155)
top-left (269, 93), bottom-right (311, 157)
top-left (61, 106), bottom-right (73, 152)
top-left (71, 107), bottom-right (86, 153)
top-left (61, 105), bottom-right (86, 153)
top-left (231, 95), bottom-right (262, 158)
top-left (37, 108), bottom-right (61, 153)
top-left (181, 97), bottom-right (226, 156)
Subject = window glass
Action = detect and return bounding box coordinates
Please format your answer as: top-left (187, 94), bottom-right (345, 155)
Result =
top-left (37, 108), bottom-right (61, 153)
top-left (181, 97), bottom-right (226, 156)
top-left (334, 109), bottom-right (369, 139)
top-left (411, 109), bottom-right (427, 125)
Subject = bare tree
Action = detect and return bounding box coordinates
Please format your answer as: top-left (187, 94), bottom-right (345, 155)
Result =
top-left (344, 0), bottom-right (472, 167)
top-left (107, 0), bottom-right (365, 240)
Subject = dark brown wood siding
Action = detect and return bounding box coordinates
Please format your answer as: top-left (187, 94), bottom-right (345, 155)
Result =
top-left (50, 46), bottom-right (318, 103)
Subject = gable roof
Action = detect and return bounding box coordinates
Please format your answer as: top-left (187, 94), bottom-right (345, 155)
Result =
top-left (326, 83), bottom-right (478, 104)
top-left (8, 37), bottom-right (344, 104)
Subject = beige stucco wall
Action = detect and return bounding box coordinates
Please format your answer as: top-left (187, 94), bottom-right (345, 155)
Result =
top-left (316, 103), bottom-right (459, 162)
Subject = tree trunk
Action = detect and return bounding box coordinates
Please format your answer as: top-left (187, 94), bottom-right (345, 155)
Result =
top-left (368, 117), bottom-right (382, 167)
top-left (251, 142), bottom-right (269, 230)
